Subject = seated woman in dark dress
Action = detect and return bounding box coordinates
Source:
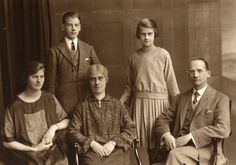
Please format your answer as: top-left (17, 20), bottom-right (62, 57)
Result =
top-left (2, 61), bottom-right (69, 165)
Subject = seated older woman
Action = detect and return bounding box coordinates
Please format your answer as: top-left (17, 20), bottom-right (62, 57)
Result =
top-left (2, 61), bottom-right (69, 165)
top-left (68, 64), bottom-right (137, 165)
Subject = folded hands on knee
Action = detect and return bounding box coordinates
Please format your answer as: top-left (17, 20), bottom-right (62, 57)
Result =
top-left (90, 140), bottom-right (116, 157)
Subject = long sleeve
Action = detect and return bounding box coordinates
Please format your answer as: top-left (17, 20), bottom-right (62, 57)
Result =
top-left (90, 46), bottom-right (100, 64)
top-left (162, 49), bottom-right (179, 97)
top-left (120, 57), bottom-right (133, 106)
top-left (68, 104), bottom-right (94, 153)
top-left (111, 104), bottom-right (136, 150)
top-left (68, 95), bottom-right (137, 152)
top-left (154, 94), bottom-right (180, 143)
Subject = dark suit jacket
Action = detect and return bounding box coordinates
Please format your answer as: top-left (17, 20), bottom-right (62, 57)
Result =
top-left (155, 85), bottom-right (230, 164)
top-left (45, 38), bottom-right (100, 114)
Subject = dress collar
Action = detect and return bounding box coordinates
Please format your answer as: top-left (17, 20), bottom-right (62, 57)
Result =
top-left (87, 93), bottom-right (112, 102)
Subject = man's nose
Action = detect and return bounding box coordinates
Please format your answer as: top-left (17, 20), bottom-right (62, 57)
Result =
top-left (193, 72), bottom-right (199, 77)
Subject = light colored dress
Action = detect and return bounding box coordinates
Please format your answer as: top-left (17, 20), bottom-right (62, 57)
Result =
top-left (120, 47), bottom-right (179, 150)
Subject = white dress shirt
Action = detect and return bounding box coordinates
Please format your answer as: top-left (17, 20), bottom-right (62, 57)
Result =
top-left (192, 85), bottom-right (208, 107)
top-left (65, 37), bottom-right (78, 51)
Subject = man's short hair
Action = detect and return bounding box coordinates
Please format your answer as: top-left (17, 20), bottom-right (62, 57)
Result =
top-left (87, 64), bottom-right (109, 80)
top-left (62, 11), bottom-right (80, 24)
top-left (190, 57), bottom-right (209, 71)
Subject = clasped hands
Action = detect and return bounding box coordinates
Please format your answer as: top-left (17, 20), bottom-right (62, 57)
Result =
top-left (90, 140), bottom-right (116, 157)
top-left (34, 125), bottom-right (57, 152)
top-left (163, 133), bottom-right (192, 151)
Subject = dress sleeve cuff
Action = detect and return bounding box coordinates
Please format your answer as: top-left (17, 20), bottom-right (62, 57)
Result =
top-left (111, 136), bottom-right (131, 151)
top-left (83, 137), bottom-right (95, 153)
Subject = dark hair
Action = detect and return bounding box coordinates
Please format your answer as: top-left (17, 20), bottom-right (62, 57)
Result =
top-left (25, 61), bottom-right (45, 81)
top-left (62, 11), bottom-right (81, 24)
top-left (136, 18), bottom-right (159, 39)
top-left (87, 64), bottom-right (109, 80)
top-left (190, 57), bottom-right (209, 70)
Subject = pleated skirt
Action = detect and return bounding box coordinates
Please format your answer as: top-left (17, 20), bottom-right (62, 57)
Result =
top-left (131, 94), bottom-right (169, 150)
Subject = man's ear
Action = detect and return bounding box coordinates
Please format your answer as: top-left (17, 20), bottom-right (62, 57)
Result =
top-left (207, 71), bottom-right (211, 78)
top-left (186, 71), bottom-right (190, 78)
top-left (78, 23), bottom-right (81, 32)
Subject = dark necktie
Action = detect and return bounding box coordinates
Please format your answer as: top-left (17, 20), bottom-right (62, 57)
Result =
top-left (193, 91), bottom-right (200, 105)
top-left (71, 41), bottom-right (75, 50)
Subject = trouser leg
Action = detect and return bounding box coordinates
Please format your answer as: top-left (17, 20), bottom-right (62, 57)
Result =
top-left (165, 146), bottom-right (199, 165)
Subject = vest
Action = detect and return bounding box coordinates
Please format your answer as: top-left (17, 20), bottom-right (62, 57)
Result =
top-left (179, 98), bottom-right (199, 136)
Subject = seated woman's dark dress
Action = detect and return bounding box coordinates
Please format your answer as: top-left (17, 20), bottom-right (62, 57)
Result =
top-left (3, 91), bottom-right (69, 165)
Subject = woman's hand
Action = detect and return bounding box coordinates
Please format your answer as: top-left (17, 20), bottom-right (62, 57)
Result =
top-left (90, 141), bottom-right (106, 157)
top-left (42, 125), bottom-right (57, 144)
top-left (34, 141), bottom-right (53, 152)
top-left (103, 140), bottom-right (116, 156)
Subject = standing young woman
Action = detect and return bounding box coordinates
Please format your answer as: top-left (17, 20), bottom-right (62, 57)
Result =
top-left (120, 18), bottom-right (179, 154)
top-left (2, 61), bottom-right (69, 165)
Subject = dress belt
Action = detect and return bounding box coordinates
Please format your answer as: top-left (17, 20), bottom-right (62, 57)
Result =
top-left (134, 92), bottom-right (169, 99)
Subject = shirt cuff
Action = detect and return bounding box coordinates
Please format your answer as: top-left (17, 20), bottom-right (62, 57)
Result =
top-left (190, 133), bottom-right (198, 148)
top-left (160, 132), bottom-right (171, 147)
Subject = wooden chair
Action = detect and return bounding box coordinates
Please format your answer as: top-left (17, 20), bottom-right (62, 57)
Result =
top-left (211, 99), bottom-right (232, 165)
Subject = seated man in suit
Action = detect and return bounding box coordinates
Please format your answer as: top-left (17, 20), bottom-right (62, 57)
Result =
top-left (154, 57), bottom-right (231, 165)
top-left (68, 64), bottom-right (136, 165)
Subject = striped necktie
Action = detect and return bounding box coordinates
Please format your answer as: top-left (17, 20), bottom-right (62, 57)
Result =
top-left (71, 41), bottom-right (75, 50)
top-left (193, 91), bottom-right (200, 105)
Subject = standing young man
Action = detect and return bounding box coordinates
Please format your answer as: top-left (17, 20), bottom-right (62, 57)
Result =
top-left (45, 11), bottom-right (100, 115)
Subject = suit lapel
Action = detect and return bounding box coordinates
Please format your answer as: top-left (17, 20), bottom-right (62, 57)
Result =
top-left (179, 90), bottom-right (192, 129)
top-left (193, 86), bottom-right (215, 117)
top-left (57, 40), bottom-right (76, 67)
top-left (77, 40), bottom-right (84, 71)
top-left (78, 39), bottom-right (88, 66)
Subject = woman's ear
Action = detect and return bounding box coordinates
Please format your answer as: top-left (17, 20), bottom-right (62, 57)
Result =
top-left (105, 77), bottom-right (109, 83)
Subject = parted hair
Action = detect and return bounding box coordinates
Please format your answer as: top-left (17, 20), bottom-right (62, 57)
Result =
top-left (191, 57), bottom-right (209, 71)
top-left (87, 64), bottom-right (109, 80)
top-left (62, 11), bottom-right (81, 24)
top-left (136, 18), bottom-right (159, 39)
top-left (22, 61), bottom-right (45, 89)
top-left (25, 61), bottom-right (45, 79)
